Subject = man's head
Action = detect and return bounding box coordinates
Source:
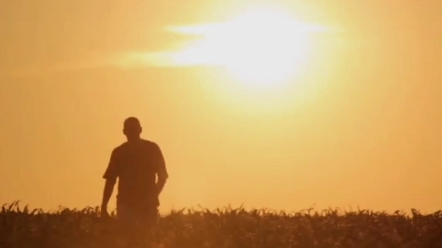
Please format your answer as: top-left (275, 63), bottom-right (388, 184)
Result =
top-left (123, 117), bottom-right (142, 141)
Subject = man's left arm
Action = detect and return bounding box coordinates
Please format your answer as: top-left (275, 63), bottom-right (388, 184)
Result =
top-left (154, 143), bottom-right (169, 196)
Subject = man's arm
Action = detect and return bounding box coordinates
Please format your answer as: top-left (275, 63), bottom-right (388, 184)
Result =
top-left (101, 148), bottom-right (119, 215)
top-left (156, 175), bottom-right (167, 196)
top-left (154, 143), bottom-right (169, 196)
top-left (101, 179), bottom-right (116, 211)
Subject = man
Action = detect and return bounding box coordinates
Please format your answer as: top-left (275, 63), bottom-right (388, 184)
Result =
top-left (101, 117), bottom-right (169, 231)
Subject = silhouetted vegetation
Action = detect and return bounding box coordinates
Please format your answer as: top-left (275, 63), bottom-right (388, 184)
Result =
top-left (1, 201), bottom-right (442, 248)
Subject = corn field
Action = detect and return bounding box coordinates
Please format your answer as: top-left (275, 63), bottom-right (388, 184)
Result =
top-left (1, 201), bottom-right (442, 248)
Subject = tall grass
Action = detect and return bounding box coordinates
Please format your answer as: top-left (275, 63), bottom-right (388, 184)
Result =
top-left (1, 201), bottom-right (442, 248)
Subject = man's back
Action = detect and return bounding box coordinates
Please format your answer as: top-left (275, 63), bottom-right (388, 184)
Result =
top-left (103, 139), bottom-right (168, 208)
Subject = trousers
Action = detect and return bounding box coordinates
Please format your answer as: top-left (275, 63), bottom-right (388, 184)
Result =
top-left (116, 203), bottom-right (159, 231)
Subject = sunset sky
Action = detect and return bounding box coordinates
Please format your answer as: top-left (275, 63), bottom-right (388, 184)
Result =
top-left (0, 0), bottom-right (441, 213)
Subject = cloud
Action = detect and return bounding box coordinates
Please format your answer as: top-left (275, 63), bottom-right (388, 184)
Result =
top-left (114, 51), bottom-right (178, 68)
top-left (4, 17), bottom-right (346, 78)
top-left (3, 51), bottom-right (168, 78)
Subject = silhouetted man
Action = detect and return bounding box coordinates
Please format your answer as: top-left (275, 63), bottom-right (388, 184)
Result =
top-left (101, 117), bottom-right (168, 231)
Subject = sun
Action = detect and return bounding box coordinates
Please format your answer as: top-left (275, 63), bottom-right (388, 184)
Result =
top-left (169, 6), bottom-right (316, 87)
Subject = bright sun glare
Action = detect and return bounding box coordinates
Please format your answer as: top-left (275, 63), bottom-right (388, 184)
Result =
top-left (168, 7), bottom-right (317, 87)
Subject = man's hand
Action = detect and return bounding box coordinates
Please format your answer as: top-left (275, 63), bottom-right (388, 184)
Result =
top-left (101, 205), bottom-right (110, 218)
top-left (101, 179), bottom-right (115, 219)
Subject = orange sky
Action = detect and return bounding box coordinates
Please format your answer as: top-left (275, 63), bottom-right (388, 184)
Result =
top-left (0, 0), bottom-right (441, 213)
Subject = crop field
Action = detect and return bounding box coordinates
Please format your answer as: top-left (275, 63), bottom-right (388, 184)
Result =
top-left (1, 201), bottom-right (442, 248)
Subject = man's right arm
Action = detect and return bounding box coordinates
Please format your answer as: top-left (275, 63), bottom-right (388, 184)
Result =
top-left (101, 179), bottom-right (116, 212)
top-left (101, 148), bottom-right (119, 215)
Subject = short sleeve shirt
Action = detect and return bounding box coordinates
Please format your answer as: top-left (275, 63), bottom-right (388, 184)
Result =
top-left (103, 139), bottom-right (168, 208)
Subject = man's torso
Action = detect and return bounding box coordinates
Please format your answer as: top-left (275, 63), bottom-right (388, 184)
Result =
top-left (113, 139), bottom-right (159, 208)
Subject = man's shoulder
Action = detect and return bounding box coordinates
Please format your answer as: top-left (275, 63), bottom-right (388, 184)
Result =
top-left (113, 142), bottom-right (126, 151)
top-left (110, 143), bottom-right (124, 157)
top-left (116, 139), bottom-right (159, 150)
top-left (140, 139), bottom-right (161, 150)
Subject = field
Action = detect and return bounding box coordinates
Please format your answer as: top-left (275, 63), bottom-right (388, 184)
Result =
top-left (1, 201), bottom-right (442, 248)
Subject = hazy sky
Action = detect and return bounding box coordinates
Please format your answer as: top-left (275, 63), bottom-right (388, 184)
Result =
top-left (1, 0), bottom-right (441, 213)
